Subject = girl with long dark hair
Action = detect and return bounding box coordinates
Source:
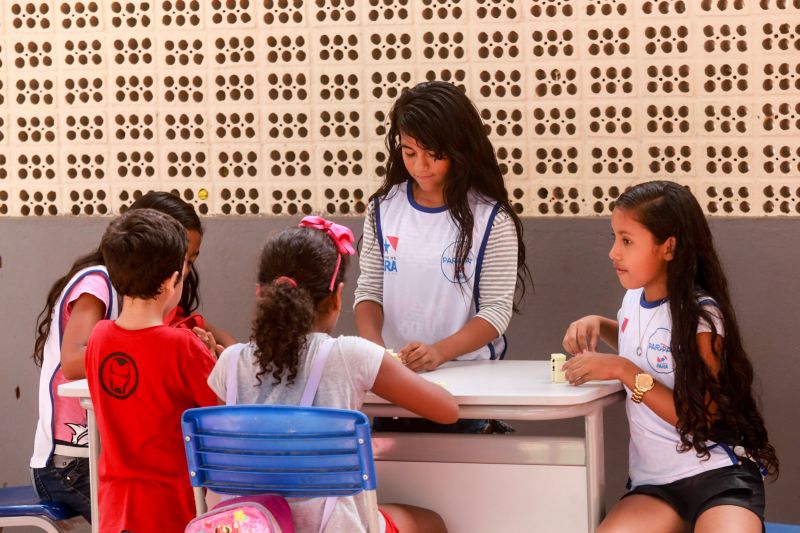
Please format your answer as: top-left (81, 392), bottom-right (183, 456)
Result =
top-left (354, 82), bottom-right (530, 432)
top-left (562, 180), bottom-right (777, 532)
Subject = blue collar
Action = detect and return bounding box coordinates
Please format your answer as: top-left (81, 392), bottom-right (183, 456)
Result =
top-left (640, 291), bottom-right (668, 309)
top-left (406, 180), bottom-right (448, 213)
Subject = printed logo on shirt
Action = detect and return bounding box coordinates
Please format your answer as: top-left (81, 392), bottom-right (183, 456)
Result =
top-left (99, 352), bottom-right (139, 399)
top-left (440, 241), bottom-right (475, 283)
top-left (645, 328), bottom-right (673, 374)
top-left (65, 423), bottom-right (89, 446)
top-left (383, 236), bottom-right (399, 273)
top-left (621, 317), bottom-right (629, 333)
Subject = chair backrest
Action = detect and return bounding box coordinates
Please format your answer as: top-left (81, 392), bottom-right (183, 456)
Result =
top-left (182, 405), bottom-right (378, 498)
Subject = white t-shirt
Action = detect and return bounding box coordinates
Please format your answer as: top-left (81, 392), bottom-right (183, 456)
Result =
top-left (617, 288), bottom-right (735, 487)
top-left (208, 333), bottom-right (384, 533)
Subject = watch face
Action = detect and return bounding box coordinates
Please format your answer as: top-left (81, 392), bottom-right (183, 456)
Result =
top-left (639, 373), bottom-right (655, 388)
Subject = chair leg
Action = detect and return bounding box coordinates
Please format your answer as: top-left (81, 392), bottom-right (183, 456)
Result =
top-left (363, 490), bottom-right (380, 533)
top-left (0, 515), bottom-right (64, 533)
top-left (193, 487), bottom-right (208, 515)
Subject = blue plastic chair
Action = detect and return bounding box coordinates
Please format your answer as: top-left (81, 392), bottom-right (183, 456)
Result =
top-left (766, 523), bottom-right (800, 533)
top-left (182, 405), bottom-right (380, 532)
top-left (0, 485), bottom-right (77, 532)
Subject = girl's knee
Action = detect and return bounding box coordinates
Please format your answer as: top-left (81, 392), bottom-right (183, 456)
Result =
top-left (381, 503), bottom-right (447, 533)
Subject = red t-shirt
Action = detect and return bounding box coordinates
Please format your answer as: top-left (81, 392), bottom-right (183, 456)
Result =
top-left (164, 305), bottom-right (205, 330)
top-left (85, 320), bottom-right (217, 533)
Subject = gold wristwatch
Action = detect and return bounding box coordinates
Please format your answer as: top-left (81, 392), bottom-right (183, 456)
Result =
top-left (631, 372), bottom-right (655, 404)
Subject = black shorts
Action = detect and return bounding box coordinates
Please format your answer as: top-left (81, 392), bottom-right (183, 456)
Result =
top-left (623, 461), bottom-right (765, 526)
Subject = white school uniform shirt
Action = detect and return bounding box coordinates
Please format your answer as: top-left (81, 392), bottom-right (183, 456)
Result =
top-left (31, 266), bottom-right (118, 467)
top-left (374, 181), bottom-right (506, 360)
top-left (617, 288), bottom-right (735, 487)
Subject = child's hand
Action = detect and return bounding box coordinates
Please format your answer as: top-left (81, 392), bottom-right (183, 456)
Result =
top-left (562, 351), bottom-right (626, 386)
top-left (193, 327), bottom-right (223, 357)
top-left (562, 315), bottom-right (602, 355)
top-left (399, 342), bottom-right (446, 372)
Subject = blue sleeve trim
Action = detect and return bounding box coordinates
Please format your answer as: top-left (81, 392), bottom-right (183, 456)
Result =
top-left (373, 197), bottom-right (384, 260)
top-left (697, 298), bottom-right (719, 308)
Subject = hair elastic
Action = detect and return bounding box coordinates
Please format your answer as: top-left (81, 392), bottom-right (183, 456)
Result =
top-left (273, 276), bottom-right (298, 287)
top-left (298, 216), bottom-right (355, 291)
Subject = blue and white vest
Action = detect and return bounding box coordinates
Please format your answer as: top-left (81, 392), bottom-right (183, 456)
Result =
top-left (374, 181), bottom-right (505, 360)
top-left (31, 266), bottom-right (118, 467)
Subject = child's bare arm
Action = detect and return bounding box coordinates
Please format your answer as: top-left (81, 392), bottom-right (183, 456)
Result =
top-left (61, 294), bottom-right (106, 380)
top-left (355, 301), bottom-right (386, 347)
top-left (562, 315), bottom-right (619, 354)
top-left (370, 352), bottom-right (459, 424)
top-left (203, 318), bottom-right (236, 348)
top-left (400, 316), bottom-right (498, 372)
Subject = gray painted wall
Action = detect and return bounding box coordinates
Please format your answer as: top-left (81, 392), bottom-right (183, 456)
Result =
top-left (1, 217), bottom-right (797, 523)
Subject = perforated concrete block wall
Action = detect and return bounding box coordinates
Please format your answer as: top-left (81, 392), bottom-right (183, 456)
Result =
top-left (0, 0), bottom-right (798, 217)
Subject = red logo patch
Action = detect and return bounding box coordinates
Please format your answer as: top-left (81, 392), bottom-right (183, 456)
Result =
top-left (621, 318), bottom-right (629, 333)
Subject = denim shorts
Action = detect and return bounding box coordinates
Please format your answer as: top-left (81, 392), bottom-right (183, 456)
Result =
top-left (30, 455), bottom-right (92, 522)
top-left (624, 461), bottom-right (765, 526)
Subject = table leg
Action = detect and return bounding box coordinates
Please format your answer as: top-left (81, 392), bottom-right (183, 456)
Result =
top-left (585, 408), bottom-right (605, 533)
top-left (80, 399), bottom-right (100, 533)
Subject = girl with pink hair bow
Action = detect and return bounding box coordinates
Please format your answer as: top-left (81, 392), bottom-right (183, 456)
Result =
top-left (207, 216), bottom-right (457, 533)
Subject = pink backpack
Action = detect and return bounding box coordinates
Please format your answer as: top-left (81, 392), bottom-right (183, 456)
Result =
top-left (184, 495), bottom-right (294, 533)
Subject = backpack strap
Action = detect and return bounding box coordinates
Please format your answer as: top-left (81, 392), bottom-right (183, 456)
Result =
top-left (225, 344), bottom-right (247, 406)
top-left (299, 337), bottom-right (338, 533)
top-left (319, 496), bottom-right (337, 533)
top-left (299, 338), bottom-right (336, 407)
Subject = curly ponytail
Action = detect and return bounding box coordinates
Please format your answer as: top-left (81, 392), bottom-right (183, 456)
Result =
top-left (251, 227), bottom-right (347, 385)
top-left (251, 282), bottom-right (315, 386)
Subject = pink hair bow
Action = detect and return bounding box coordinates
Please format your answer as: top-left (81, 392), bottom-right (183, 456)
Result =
top-left (298, 216), bottom-right (355, 291)
top-left (298, 216), bottom-right (355, 255)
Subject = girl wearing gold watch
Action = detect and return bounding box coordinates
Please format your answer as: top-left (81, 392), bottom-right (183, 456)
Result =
top-left (561, 181), bottom-right (778, 533)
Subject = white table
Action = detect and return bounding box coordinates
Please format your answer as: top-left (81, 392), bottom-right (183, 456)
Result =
top-left (57, 379), bottom-right (99, 533)
top-left (362, 360), bottom-right (624, 533)
top-left (60, 361), bottom-right (624, 533)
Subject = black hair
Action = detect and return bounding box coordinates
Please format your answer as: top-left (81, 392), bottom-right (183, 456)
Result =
top-left (369, 80), bottom-right (531, 310)
top-left (100, 209), bottom-right (187, 299)
top-left (32, 192), bottom-right (201, 367)
top-left (32, 249), bottom-right (104, 367)
top-left (252, 227), bottom-right (346, 386)
top-left (129, 191), bottom-right (203, 315)
top-left (615, 180), bottom-right (778, 476)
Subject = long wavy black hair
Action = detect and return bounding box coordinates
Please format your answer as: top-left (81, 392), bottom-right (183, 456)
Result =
top-left (32, 191), bottom-right (203, 367)
top-left (616, 180), bottom-right (778, 476)
top-left (251, 227), bottom-right (346, 386)
top-left (369, 80), bottom-right (530, 309)
top-left (129, 191), bottom-right (203, 316)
